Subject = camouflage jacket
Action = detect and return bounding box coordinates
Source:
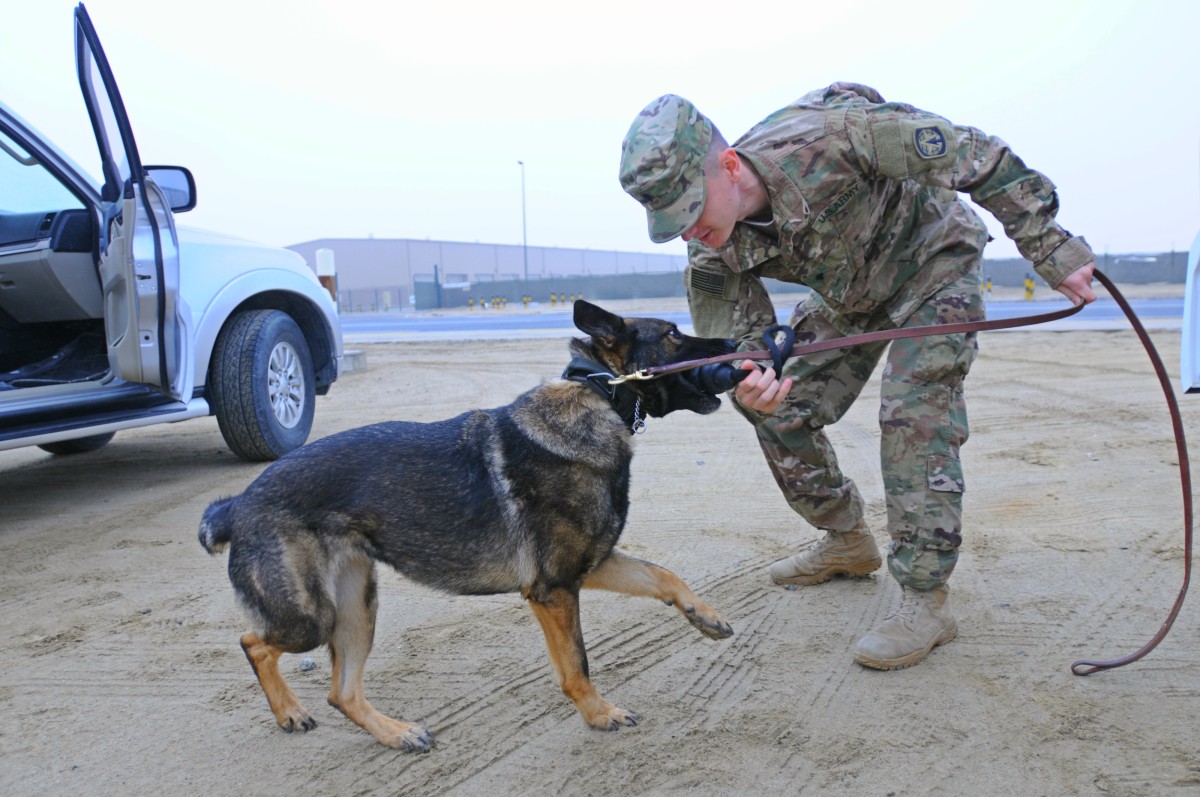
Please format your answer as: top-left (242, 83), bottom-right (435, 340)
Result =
top-left (687, 82), bottom-right (1094, 340)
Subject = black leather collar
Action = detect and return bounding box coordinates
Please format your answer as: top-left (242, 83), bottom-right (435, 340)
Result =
top-left (561, 357), bottom-right (645, 434)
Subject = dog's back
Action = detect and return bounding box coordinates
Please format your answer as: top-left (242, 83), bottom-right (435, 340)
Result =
top-left (205, 379), bottom-right (633, 599)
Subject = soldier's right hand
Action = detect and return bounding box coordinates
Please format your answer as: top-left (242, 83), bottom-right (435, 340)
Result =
top-left (733, 361), bottom-right (793, 414)
top-left (1056, 262), bottom-right (1097, 306)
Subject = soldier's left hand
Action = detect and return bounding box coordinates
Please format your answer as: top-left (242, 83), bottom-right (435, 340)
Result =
top-left (1057, 262), bottom-right (1096, 305)
top-left (733, 361), bottom-right (793, 414)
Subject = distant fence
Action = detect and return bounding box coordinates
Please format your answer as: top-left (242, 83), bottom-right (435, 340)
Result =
top-left (340, 271), bottom-right (692, 312)
top-left (983, 252), bottom-right (1189, 286)
top-left (337, 252), bottom-right (1188, 312)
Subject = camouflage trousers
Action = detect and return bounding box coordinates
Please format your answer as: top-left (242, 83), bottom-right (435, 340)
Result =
top-left (745, 268), bottom-right (984, 591)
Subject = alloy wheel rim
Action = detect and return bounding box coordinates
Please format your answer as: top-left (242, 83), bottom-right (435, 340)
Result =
top-left (267, 341), bottom-right (304, 429)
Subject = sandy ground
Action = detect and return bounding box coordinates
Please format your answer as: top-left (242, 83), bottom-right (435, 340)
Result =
top-left (1, 287), bottom-right (1198, 796)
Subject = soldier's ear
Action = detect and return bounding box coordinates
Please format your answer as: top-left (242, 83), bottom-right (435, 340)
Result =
top-left (718, 148), bottom-right (741, 178)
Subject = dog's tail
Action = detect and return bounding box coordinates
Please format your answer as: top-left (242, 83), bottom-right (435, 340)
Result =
top-left (199, 497), bottom-right (236, 554)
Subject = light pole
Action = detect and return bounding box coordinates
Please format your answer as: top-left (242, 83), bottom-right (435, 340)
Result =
top-left (517, 160), bottom-right (529, 281)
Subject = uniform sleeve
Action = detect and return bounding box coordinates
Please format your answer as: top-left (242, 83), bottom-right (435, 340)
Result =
top-left (844, 102), bottom-right (1094, 288)
top-left (686, 241), bottom-right (776, 346)
top-left (686, 241), bottom-right (780, 422)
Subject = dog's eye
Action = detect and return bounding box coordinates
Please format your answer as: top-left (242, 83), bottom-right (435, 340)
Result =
top-left (667, 328), bottom-right (682, 342)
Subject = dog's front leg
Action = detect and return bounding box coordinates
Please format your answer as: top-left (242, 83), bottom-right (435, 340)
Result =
top-left (583, 551), bottom-right (733, 639)
top-left (524, 585), bottom-right (639, 731)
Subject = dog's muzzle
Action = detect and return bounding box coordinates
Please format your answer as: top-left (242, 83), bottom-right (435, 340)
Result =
top-left (679, 361), bottom-right (750, 394)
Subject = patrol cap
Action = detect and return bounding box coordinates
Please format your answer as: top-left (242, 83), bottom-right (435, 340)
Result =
top-left (619, 94), bottom-right (713, 243)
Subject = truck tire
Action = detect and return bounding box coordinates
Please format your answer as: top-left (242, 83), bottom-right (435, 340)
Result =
top-left (209, 309), bottom-right (315, 461)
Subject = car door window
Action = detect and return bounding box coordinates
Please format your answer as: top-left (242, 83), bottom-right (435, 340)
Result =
top-left (79, 48), bottom-right (133, 203)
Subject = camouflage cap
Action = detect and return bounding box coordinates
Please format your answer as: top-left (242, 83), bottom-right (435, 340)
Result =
top-left (619, 94), bottom-right (713, 243)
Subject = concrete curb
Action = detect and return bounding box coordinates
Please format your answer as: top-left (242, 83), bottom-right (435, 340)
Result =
top-left (341, 349), bottom-right (369, 373)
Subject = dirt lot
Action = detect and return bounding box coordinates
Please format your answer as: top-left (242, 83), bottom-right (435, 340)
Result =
top-left (2, 292), bottom-right (1198, 796)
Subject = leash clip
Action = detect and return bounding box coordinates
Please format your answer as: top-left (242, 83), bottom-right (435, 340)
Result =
top-left (608, 369), bottom-right (652, 385)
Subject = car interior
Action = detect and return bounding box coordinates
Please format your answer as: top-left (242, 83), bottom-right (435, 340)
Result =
top-left (0, 131), bottom-right (109, 394)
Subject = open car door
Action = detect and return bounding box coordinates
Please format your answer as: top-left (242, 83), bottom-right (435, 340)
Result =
top-left (75, 2), bottom-right (186, 400)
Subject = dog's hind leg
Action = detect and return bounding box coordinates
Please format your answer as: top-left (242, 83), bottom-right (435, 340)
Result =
top-left (325, 554), bottom-right (434, 752)
top-left (240, 632), bottom-right (317, 733)
top-left (524, 585), bottom-right (639, 731)
top-left (583, 551), bottom-right (733, 639)
top-left (230, 541), bottom-right (336, 735)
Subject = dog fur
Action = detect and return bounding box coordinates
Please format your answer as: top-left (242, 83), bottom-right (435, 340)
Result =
top-left (199, 300), bottom-right (736, 751)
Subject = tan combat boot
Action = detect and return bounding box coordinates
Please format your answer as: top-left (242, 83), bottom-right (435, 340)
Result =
top-left (852, 584), bottom-right (957, 670)
top-left (768, 522), bottom-right (883, 586)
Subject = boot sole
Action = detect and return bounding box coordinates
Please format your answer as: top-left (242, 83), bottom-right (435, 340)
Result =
top-left (771, 558), bottom-right (883, 587)
top-left (852, 622), bottom-right (958, 671)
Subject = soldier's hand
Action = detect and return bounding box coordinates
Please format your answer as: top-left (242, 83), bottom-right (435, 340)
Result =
top-left (1056, 262), bottom-right (1096, 305)
top-left (733, 360), bottom-right (793, 414)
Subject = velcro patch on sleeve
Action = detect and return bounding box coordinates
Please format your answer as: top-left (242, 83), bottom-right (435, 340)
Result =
top-left (872, 117), bottom-right (909, 178)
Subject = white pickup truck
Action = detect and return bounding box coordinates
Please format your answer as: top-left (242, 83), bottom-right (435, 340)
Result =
top-left (0, 4), bottom-right (342, 460)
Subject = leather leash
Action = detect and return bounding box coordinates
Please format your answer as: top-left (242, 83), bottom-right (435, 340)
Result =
top-left (611, 297), bottom-right (1088, 382)
top-left (1070, 269), bottom-right (1191, 675)
top-left (611, 268), bottom-right (1191, 676)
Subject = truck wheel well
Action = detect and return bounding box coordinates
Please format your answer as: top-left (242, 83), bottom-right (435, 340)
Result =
top-left (228, 292), bottom-right (336, 391)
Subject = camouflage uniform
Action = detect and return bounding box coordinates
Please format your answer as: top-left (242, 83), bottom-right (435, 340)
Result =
top-left (623, 83), bottom-right (1094, 591)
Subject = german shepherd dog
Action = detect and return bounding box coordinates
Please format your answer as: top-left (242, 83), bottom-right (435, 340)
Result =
top-left (199, 301), bottom-right (742, 752)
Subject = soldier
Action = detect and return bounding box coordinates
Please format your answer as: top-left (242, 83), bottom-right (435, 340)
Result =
top-left (619, 84), bottom-right (1096, 670)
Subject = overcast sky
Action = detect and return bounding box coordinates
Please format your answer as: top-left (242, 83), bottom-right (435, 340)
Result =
top-left (4, 0), bottom-right (1197, 263)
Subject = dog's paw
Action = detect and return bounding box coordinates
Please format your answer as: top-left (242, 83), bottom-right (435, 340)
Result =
top-left (277, 709), bottom-right (318, 733)
top-left (381, 721), bottom-right (435, 753)
top-left (683, 604), bottom-right (734, 640)
top-left (586, 705), bottom-right (640, 731)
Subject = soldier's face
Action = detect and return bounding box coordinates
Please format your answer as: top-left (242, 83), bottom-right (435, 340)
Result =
top-left (681, 168), bottom-right (738, 248)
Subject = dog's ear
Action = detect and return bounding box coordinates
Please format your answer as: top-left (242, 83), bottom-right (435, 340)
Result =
top-left (573, 300), bottom-right (625, 347)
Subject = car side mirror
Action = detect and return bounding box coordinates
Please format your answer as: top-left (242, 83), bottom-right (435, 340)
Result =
top-left (145, 165), bottom-right (196, 213)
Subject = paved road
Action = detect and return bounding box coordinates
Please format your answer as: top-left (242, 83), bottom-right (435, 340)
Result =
top-left (343, 297), bottom-right (1184, 342)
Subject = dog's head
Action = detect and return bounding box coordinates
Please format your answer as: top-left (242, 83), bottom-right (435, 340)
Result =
top-left (570, 299), bottom-right (738, 417)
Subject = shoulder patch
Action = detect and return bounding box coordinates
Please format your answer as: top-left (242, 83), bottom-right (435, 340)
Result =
top-left (914, 126), bottom-right (947, 159)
